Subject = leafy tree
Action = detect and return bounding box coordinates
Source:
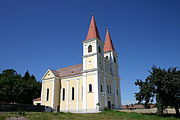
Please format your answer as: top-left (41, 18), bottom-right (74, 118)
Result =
top-left (0, 69), bottom-right (41, 104)
top-left (135, 78), bottom-right (154, 108)
top-left (135, 66), bottom-right (180, 117)
top-left (0, 69), bottom-right (21, 103)
top-left (20, 71), bottom-right (41, 104)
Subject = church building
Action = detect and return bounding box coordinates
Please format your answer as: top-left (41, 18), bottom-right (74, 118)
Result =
top-left (40, 15), bottom-right (121, 112)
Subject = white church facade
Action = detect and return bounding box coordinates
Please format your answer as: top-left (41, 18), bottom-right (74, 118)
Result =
top-left (40, 15), bottom-right (121, 112)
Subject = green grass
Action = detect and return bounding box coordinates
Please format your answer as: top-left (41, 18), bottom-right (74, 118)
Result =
top-left (0, 110), bottom-right (179, 120)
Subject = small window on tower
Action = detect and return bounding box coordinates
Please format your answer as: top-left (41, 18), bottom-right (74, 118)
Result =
top-left (98, 46), bottom-right (101, 53)
top-left (110, 67), bottom-right (113, 75)
top-left (88, 45), bottom-right (92, 53)
top-left (89, 84), bottom-right (92, 92)
top-left (105, 56), bottom-right (108, 60)
top-left (101, 85), bottom-right (103, 92)
top-left (110, 86), bottom-right (111, 94)
top-left (107, 85), bottom-right (109, 93)
top-left (114, 57), bottom-right (116, 63)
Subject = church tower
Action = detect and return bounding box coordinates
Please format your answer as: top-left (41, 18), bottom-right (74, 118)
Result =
top-left (104, 28), bottom-right (121, 109)
top-left (82, 15), bottom-right (104, 112)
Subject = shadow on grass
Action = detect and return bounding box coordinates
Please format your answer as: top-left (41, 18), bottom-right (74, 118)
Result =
top-left (142, 112), bottom-right (180, 118)
top-left (101, 109), bottom-right (180, 119)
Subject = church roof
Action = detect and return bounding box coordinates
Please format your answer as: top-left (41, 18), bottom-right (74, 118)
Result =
top-left (85, 15), bottom-right (101, 40)
top-left (50, 69), bottom-right (60, 77)
top-left (104, 28), bottom-right (115, 52)
top-left (54, 64), bottom-right (83, 77)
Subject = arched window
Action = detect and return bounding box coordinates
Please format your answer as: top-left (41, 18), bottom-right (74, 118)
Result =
top-left (72, 87), bottom-right (74, 100)
top-left (110, 67), bottom-right (113, 75)
top-left (114, 57), bottom-right (116, 63)
top-left (110, 86), bottom-right (111, 94)
top-left (98, 46), bottom-right (101, 53)
top-left (105, 56), bottom-right (108, 60)
top-left (46, 88), bottom-right (49, 101)
top-left (101, 85), bottom-right (103, 92)
top-left (89, 84), bottom-right (92, 92)
top-left (107, 85), bottom-right (109, 93)
top-left (82, 86), bottom-right (83, 100)
top-left (62, 88), bottom-right (65, 101)
top-left (88, 45), bottom-right (92, 53)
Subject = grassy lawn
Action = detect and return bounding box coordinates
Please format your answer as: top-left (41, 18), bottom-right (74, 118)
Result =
top-left (0, 110), bottom-right (179, 120)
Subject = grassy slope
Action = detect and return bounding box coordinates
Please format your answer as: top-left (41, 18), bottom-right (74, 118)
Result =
top-left (0, 110), bottom-right (179, 120)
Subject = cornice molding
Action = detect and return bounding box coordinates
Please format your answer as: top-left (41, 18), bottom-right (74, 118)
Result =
top-left (82, 53), bottom-right (97, 58)
top-left (82, 68), bottom-right (98, 73)
top-left (82, 38), bottom-right (101, 44)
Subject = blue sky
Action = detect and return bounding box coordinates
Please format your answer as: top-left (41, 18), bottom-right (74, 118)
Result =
top-left (0, 0), bottom-right (179, 105)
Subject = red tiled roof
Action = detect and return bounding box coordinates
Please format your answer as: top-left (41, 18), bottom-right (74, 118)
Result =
top-left (50, 70), bottom-right (60, 77)
top-left (122, 104), bottom-right (144, 109)
top-left (86, 15), bottom-right (101, 40)
top-left (33, 97), bottom-right (41, 101)
top-left (104, 28), bottom-right (115, 52)
top-left (54, 64), bottom-right (83, 77)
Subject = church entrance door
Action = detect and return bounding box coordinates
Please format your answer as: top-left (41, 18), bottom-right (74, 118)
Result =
top-left (108, 101), bottom-right (111, 109)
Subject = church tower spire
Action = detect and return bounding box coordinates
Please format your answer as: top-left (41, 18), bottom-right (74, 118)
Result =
top-left (86, 15), bottom-right (101, 40)
top-left (82, 15), bottom-right (104, 112)
top-left (104, 28), bottom-right (115, 52)
top-left (103, 28), bottom-right (121, 109)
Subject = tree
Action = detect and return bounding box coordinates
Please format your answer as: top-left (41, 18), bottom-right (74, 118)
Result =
top-left (135, 66), bottom-right (180, 117)
top-left (0, 69), bottom-right (41, 104)
top-left (0, 69), bottom-right (21, 103)
top-left (135, 78), bottom-right (154, 108)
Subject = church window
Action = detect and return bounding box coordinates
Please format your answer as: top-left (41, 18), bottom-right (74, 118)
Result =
top-left (110, 67), bottom-right (113, 74)
top-left (62, 88), bottom-right (65, 101)
top-left (107, 85), bottom-right (109, 93)
top-left (88, 45), bottom-right (92, 53)
top-left (72, 87), bottom-right (74, 100)
top-left (46, 88), bottom-right (49, 101)
top-left (101, 85), bottom-right (103, 92)
top-left (105, 56), bottom-right (108, 60)
top-left (110, 86), bottom-right (111, 94)
top-left (89, 84), bottom-right (92, 92)
top-left (117, 89), bottom-right (118, 96)
top-left (114, 57), bottom-right (116, 63)
top-left (98, 46), bottom-right (101, 53)
top-left (82, 86), bottom-right (83, 100)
